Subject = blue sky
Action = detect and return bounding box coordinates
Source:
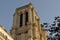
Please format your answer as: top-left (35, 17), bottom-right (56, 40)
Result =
top-left (0, 0), bottom-right (60, 32)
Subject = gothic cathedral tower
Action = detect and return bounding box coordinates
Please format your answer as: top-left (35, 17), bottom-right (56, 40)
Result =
top-left (10, 3), bottom-right (47, 40)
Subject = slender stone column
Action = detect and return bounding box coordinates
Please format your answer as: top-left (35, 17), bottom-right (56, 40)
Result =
top-left (28, 8), bottom-right (32, 23)
top-left (23, 13), bottom-right (25, 26)
top-left (17, 14), bottom-right (20, 28)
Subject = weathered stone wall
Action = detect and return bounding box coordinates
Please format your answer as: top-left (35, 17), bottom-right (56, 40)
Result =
top-left (10, 3), bottom-right (47, 40)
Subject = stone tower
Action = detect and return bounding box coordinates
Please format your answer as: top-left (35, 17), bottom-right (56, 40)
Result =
top-left (10, 3), bottom-right (47, 40)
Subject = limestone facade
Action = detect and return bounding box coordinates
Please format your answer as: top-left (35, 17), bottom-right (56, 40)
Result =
top-left (0, 25), bottom-right (14, 40)
top-left (10, 3), bottom-right (47, 40)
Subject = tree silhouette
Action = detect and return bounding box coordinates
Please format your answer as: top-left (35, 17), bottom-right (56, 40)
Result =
top-left (42, 16), bottom-right (60, 40)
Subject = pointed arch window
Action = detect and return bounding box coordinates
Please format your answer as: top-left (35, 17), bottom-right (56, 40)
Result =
top-left (25, 12), bottom-right (28, 25)
top-left (20, 14), bottom-right (23, 27)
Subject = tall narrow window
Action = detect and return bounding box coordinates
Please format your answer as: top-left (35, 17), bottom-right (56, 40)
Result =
top-left (20, 14), bottom-right (23, 27)
top-left (25, 12), bottom-right (28, 25)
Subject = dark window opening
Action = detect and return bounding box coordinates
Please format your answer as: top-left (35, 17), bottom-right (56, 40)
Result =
top-left (25, 31), bottom-right (28, 33)
top-left (20, 14), bottom-right (23, 27)
top-left (25, 12), bottom-right (28, 25)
